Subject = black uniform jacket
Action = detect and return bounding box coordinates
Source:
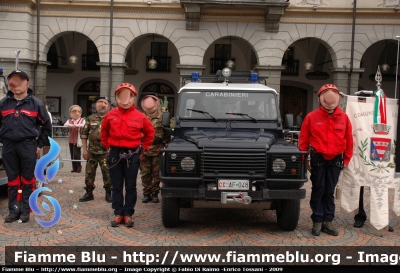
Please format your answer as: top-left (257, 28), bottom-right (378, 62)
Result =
top-left (0, 88), bottom-right (52, 148)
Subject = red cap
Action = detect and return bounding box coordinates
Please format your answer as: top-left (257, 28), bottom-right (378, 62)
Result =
top-left (114, 83), bottom-right (137, 96)
top-left (318, 84), bottom-right (340, 97)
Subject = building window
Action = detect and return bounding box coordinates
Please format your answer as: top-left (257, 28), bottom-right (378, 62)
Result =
top-left (210, 44), bottom-right (234, 73)
top-left (282, 47), bottom-right (299, 76)
top-left (82, 41), bottom-right (100, 70)
top-left (147, 42), bottom-right (171, 72)
top-left (77, 81), bottom-right (100, 117)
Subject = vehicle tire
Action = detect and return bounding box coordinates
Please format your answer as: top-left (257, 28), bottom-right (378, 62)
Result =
top-left (276, 199), bottom-right (300, 231)
top-left (162, 197), bottom-right (180, 228)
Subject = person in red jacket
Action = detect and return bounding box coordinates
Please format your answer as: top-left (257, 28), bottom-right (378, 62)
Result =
top-left (299, 83), bottom-right (353, 237)
top-left (101, 83), bottom-right (154, 227)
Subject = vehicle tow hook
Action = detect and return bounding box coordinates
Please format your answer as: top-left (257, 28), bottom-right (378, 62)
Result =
top-left (221, 192), bottom-right (252, 205)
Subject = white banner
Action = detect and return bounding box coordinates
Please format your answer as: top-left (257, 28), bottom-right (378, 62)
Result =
top-left (341, 95), bottom-right (400, 230)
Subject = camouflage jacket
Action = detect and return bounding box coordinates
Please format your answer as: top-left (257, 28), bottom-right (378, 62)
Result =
top-left (81, 114), bottom-right (107, 154)
top-left (144, 113), bottom-right (171, 157)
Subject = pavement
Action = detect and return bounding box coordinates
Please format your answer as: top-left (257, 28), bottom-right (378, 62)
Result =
top-left (0, 139), bottom-right (399, 264)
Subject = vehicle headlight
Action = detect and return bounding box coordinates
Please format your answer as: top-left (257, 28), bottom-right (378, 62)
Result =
top-left (181, 157), bottom-right (195, 171)
top-left (272, 159), bottom-right (286, 173)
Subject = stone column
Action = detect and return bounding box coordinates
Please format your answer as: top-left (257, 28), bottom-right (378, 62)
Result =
top-left (98, 62), bottom-right (127, 102)
top-left (329, 68), bottom-right (364, 96)
top-left (254, 65), bottom-right (285, 100)
top-left (34, 62), bottom-right (51, 102)
top-left (176, 64), bottom-right (207, 87)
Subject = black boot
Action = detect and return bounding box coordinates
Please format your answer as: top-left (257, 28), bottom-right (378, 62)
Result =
top-left (322, 221), bottom-right (339, 236)
top-left (5, 213), bottom-right (20, 223)
top-left (22, 184), bottom-right (33, 214)
top-left (6, 186), bottom-right (20, 222)
top-left (79, 190), bottom-right (94, 202)
top-left (105, 191), bottom-right (112, 203)
top-left (151, 194), bottom-right (159, 203)
top-left (142, 194), bottom-right (151, 203)
top-left (311, 222), bottom-right (322, 236)
top-left (20, 212), bottom-right (30, 223)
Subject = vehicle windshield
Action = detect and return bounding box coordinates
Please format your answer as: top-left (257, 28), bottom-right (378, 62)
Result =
top-left (178, 90), bottom-right (278, 120)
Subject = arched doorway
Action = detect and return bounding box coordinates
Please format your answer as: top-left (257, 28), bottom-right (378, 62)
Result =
top-left (77, 81), bottom-right (100, 117)
top-left (140, 82), bottom-right (175, 116)
top-left (279, 85), bottom-right (307, 124)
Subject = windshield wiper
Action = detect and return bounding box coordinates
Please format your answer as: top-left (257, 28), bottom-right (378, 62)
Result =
top-left (226, 112), bottom-right (258, 123)
top-left (187, 108), bottom-right (218, 122)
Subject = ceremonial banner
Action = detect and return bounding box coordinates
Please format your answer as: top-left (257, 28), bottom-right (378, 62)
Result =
top-left (341, 95), bottom-right (400, 230)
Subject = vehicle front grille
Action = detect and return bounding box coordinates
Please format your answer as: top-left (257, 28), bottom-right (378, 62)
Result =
top-left (202, 148), bottom-right (266, 175)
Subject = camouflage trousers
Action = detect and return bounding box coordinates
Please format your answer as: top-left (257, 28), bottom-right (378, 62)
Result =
top-left (139, 154), bottom-right (160, 195)
top-left (84, 152), bottom-right (112, 191)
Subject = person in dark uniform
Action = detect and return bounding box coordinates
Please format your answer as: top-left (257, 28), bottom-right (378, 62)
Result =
top-left (101, 83), bottom-right (154, 227)
top-left (0, 70), bottom-right (51, 223)
top-left (299, 83), bottom-right (353, 236)
top-left (79, 96), bottom-right (112, 203)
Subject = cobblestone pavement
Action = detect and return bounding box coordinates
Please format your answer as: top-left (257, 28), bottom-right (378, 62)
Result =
top-left (0, 150), bottom-right (399, 263)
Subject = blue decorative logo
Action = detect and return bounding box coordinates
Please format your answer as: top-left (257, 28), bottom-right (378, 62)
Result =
top-left (34, 138), bottom-right (60, 184)
top-left (30, 137), bottom-right (62, 227)
top-left (29, 187), bottom-right (61, 228)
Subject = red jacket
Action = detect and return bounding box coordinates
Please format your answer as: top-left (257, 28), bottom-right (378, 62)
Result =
top-left (298, 106), bottom-right (353, 165)
top-left (101, 105), bottom-right (155, 150)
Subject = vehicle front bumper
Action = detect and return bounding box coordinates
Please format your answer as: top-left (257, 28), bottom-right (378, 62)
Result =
top-left (161, 187), bottom-right (306, 200)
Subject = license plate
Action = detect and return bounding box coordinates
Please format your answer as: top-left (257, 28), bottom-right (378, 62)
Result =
top-left (218, 179), bottom-right (249, 190)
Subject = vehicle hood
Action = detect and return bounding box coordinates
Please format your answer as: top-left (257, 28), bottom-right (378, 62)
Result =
top-left (179, 129), bottom-right (277, 149)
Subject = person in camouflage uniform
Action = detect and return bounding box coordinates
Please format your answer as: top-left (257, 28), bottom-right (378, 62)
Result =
top-left (140, 94), bottom-right (171, 203)
top-left (79, 96), bottom-right (112, 203)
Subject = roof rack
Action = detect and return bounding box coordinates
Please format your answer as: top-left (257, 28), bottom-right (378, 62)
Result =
top-left (181, 70), bottom-right (268, 86)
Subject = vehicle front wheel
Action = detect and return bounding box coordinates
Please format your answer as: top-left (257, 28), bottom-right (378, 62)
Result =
top-left (162, 197), bottom-right (180, 228)
top-left (276, 199), bottom-right (300, 231)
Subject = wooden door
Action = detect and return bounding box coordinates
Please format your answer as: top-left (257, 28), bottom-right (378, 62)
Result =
top-left (280, 86), bottom-right (307, 125)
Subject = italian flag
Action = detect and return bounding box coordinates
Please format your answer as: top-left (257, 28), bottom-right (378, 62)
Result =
top-left (373, 89), bottom-right (387, 124)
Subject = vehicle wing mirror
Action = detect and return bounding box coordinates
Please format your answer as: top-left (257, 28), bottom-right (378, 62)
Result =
top-left (162, 112), bottom-right (171, 128)
top-left (283, 113), bottom-right (294, 129)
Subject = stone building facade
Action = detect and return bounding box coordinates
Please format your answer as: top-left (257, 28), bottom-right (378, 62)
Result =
top-left (0, 0), bottom-right (399, 119)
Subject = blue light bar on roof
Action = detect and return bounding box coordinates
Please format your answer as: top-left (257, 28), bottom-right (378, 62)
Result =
top-left (191, 72), bottom-right (200, 82)
top-left (250, 72), bottom-right (258, 83)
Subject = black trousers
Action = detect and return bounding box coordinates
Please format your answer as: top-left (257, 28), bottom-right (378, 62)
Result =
top-left (309, 153), bottom-right (342, 223)
top-left (69, 143), bottom-right (82, 171)
top-left (354, 186), bottom-right (367, 222)
top-left (107, 147), bottom-right (140, 216)
top-left (2, 139), bottom-right (37, 214)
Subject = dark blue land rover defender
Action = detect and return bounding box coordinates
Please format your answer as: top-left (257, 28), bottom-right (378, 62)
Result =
top-left (160, 70), bottom-right (307, 231)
